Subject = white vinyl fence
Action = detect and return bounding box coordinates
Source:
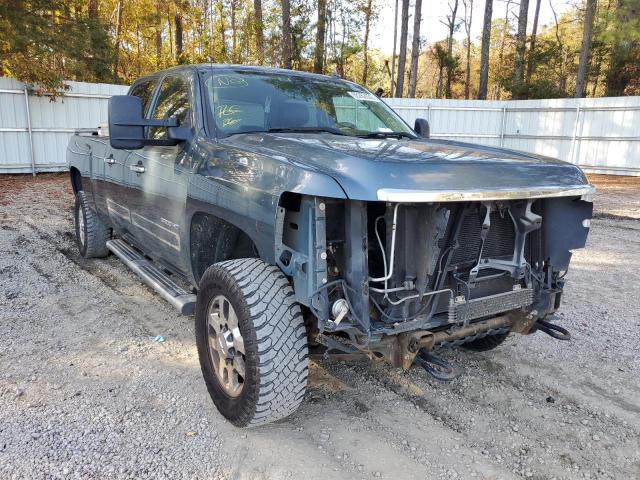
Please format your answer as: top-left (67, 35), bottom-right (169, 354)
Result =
top-left (386, 97), bottom-right (640, 176)
top-left (1, 76), bottom-right (639, 175)
top-left (0, 77), bottom-right (128, 174)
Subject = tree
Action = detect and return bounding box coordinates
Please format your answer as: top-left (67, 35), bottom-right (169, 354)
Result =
top-left (395, 0), bottom-right (410, 97)
top-left (113, 0), bottom-right (125, 77)
top-left (314, 0), bottom-right (327, 73)
top-left (254, 0), bottom-right (265, 63)
top-left (549, 0), bottom-right (568, 94)
top-left (478, 0), bottom-right (493, 99)
top-left (604, 0), bottom-right (640, 96)
top-left (281, 0), bottom-right (293, 68)
top-left (444, 0), bottom-right (460, 98)
top-left (0, 0), bottom-right (115, 92)
top-left (408, 0), bottom-right (422, 97)
top-left (1, 0), bottom-right (636, 99)
top-left (155, 1), bottom-right (163, 68)
top-left (512, 0), bottom-right (530, 97)
top-left (526, 0), bottom-right (542, 82)
top-left (361, 0), bottom-right (374, 84)
top-left (462, 0), bottom-right (474, 98)
top-left (432, 41), bottom-right (449, 97)
top-left (576, 0), bottom-right (597, 97)
top-left (216, 0), bottom-right (227, 60)
top-left (390, 0), bottom-right (399, 94)
top-left (174, 1), bottom-right (184, 62)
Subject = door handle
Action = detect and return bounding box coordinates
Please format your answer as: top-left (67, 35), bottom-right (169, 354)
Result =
top-left (129, 164), bottom-right (145, 174)
top-left (104, 155), bottom-right (115, 165)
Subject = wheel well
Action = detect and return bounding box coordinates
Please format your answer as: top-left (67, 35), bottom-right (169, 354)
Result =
top-left (190, 213), bottom-right (258, 283)
top-left (70, 168), bottom-right (82, 194)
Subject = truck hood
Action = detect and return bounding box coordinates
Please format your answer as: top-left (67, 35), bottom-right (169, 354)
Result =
top-left (223, 133), bottom-right (592, 201)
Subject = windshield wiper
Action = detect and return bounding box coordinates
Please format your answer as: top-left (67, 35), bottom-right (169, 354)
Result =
top-left (357, 131), bottom-right (415, 139)
top-left (266, 127), bottom-right (349, 136)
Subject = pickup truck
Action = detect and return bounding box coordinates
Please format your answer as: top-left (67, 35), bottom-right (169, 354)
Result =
top-left (67, 64), bottom-right (594, 427)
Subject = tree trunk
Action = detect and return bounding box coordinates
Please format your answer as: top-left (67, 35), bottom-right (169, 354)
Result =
top-left (463, 0), bottom-right (473, 99)
top-left (254, 0), bottom-right (264, 63)
top-left (525, 0), bottom-right (541, 82)
top-left (337, 12), bottom-right (347, 77)
top-left (113, 0), bottom-right (124, 77)
top-left (314, 0), bottom-right (327, 73)
top-left (590, 0), bottom-right (612, 96)
top-left (217, 0), bottom-right (227, 59)
top-left (575, 0), bottom-right (597, 97)
top-left (390, 0), bottom-right (399, 94)
top-left (231, 0), bottom-right (237, 62)
top-left (408, 0), bottom-right (422, 97)
top-left (549, 0), bottom-right (567, 94)
top-left (445, 0), bottom-right (459, 99)
top-left (361, 0), bottom-right (373, 84)
top-left (175, 9), bottom-right (183, 62)
top-left (512, 0), bottom-right (529, 97)
top-left (281, 0), bottom-right (293, 68)
top-left (88, 0), bottom-right (98, 17)
top-left (155, 1), bottom-right (162, 68)
top-left (477, 0), bottom-right (492, 99)
top-left (395, 0), bottom-right (410, 97)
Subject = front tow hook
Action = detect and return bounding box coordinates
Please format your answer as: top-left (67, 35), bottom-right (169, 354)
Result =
top-left (414, 350), bottom-right (457, 381)
top-left (535, 319), bottom-right (571, 341)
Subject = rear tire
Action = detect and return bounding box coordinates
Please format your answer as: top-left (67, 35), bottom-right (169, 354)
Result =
top-left (74, 191), bottom-right (110, 258)
top-left (195, 258), bottom-right (308, 427)
top-left (462, 331), bottom-right (510, 352)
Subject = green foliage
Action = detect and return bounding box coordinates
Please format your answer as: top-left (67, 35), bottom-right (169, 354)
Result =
top-left (0, 0), bottom-right (638, 98)
top-left (0, 0), bottom-right (116, 93)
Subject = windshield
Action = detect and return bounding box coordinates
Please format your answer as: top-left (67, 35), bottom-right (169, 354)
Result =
top-left (201, 69), bottom-right (415, 138)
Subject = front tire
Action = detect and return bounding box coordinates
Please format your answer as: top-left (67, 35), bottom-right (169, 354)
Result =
top-left (74, 191), bottom-right (110, 258)
top-left (195, 258), bottom-right (309, 427)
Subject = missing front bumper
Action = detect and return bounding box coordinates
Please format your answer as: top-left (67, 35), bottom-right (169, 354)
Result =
top-left (448, 287), bottom-right (534, 324)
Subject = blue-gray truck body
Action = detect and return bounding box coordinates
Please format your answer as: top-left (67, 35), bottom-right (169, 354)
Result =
top-left (67, 64), bottom-right (594, 366)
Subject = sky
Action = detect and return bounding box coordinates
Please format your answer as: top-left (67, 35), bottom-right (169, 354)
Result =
top-left (368, 0), bottom-right (575, 54)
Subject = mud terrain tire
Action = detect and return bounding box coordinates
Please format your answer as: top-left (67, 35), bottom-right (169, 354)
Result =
top-left (74, 191), bottom-right (110, 258)
top-left (195, 258), bottom-right (308, 427)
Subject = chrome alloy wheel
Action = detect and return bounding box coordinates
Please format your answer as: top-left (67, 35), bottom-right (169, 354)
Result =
top-left (206, 295), bottom-right (246, 397)
top-left (77, 205), bottom-right (86, 247)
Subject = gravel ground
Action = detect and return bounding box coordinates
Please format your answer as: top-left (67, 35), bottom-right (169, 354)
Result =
top-left (0, 173), bottom-right (639, 480)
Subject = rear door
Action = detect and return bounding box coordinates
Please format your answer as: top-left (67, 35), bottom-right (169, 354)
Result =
top-left (99, 78), bottom-right (158, 232)
top-left (123, 72), bottom-right (194, 273)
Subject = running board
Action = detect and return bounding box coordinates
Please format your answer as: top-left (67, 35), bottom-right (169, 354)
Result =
top-left (106, 239), bottom-right (196, 315)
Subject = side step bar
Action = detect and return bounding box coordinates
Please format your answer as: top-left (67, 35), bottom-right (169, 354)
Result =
top-left (106, 239), bottom-right (196, 315)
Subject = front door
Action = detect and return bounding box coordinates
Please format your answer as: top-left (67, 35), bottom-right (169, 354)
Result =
top-left (124, 73), bottom-right (194, 273)
top-left (101, 78), bottom-right (158, 233)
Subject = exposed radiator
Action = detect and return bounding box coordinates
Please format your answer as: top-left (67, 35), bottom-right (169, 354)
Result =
top-left (446, 207), bottom-right (516, 265)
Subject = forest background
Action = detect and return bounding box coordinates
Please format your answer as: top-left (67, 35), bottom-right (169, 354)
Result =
top-left (1, 0), bottom-right (638, 99)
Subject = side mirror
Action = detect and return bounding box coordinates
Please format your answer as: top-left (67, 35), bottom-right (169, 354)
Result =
top-left (414, 118), bottom-right (430, 139)
top-left (108, 95), bottom-right (179, 149)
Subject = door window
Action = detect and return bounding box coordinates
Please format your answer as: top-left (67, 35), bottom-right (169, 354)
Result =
top-left (129, 79), bottom-right (157, 117)
top-left (149, 75), bottom-right (192, 140)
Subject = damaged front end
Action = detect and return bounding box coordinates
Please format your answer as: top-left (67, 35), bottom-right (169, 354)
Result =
top-left (276, 187), bottom-right (593, 370)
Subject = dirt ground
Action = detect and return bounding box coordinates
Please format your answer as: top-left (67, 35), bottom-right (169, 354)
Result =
top-left (0, 173), bottom-right (639, 480)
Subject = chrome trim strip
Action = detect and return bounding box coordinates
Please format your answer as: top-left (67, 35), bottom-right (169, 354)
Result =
top-left (377, 185), bottom-right (596, 202)
top-left (106, 198), bottom-right (131, 222)
top-left (131, 212), bottom-right (181, 250)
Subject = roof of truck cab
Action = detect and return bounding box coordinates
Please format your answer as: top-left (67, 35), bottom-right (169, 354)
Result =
top-left (132, 64), bottom-right (352, 85)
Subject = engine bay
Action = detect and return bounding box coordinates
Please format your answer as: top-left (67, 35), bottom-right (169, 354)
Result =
top-left (276, 192), bottom-right (593, 356)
